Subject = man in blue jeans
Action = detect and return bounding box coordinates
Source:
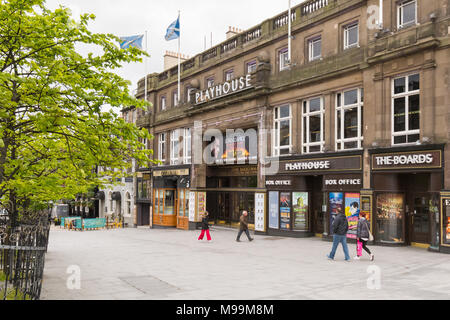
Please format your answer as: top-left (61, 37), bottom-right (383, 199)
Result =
top-left (327, 207), bottom-right (351, 261)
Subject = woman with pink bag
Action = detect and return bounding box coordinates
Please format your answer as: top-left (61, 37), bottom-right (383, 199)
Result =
top-left (354, 212), bottom-right (374, 261)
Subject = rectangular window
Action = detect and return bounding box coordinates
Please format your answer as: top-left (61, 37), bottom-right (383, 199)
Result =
top-left (160, 96), bottom-right (166, 111)
top-left (224, 69), bottom-right (234, 81)
top-left (308, 37), bottom-right (322, 61)
top-left (302, 97), bottom-right (324, 153)
top-left (183, 128), bottom-right (191, 164)
top-left (336, 88), bottom-right (364, 150)
top-left (279, 48), bottom-right (289, 71)
top-left (206, 77), bottom-right (215, 88)
top-left (398, 0), bottom-right (417, 29)
top-left (170, 129), bottom-right (180, 165)
top-left (158, 133), bottom-right (166, 165)
top-left (247, 60), bottom-right (257, 74)
top-left (392, 73), bottom-right (420, 145)
top-left (343, 22), bottom-right (359, 50)
top-left (173, 91), bottom-right (179, 107)
top-left (273, 105), bottom-right (292, 156)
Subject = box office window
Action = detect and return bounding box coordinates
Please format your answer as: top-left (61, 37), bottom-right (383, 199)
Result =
top-left (273, 105), bottom-right (292, 156)
top-left (336, 88), bottom-right (364, 150)
top-left (303, 97), bottom-right (324, 154)
top-left (392, 73), bottom-right (420, 145)
top-left (397, 0), bottom-right (417, 29)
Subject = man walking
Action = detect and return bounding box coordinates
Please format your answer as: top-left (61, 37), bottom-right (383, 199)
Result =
top-left (236, 210), bottom-right (253, 242)
top-left (327, 207), bottom-right (351, 261)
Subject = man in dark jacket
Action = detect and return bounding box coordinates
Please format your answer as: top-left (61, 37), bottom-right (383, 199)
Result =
top-left (327, 208), bottom-right (351, 261)
top-left (236, 211), bottom-right (253, 242)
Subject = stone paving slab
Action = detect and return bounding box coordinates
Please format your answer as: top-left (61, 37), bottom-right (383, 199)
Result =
top-left (40, 226), bottom-right (450, 300)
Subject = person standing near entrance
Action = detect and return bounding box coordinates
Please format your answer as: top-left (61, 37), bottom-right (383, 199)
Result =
top-left (236, 210), bottom-right (253, 242)
top-left (198, 211), bottom-right (212, 242)
top-left (327, 207), bottom-right (351, 261)
top-left (354, 212), bottom-right (374, 261)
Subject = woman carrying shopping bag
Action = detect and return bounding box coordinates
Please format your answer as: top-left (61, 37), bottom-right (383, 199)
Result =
top-left (198, 211), bottom-right (212, 242)
top-left (354, 212), bottom-right (374, 261)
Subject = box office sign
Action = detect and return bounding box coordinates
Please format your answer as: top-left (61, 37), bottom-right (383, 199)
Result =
top-left (323, 174), bottom-right (362, 191)
top-left (280, 155), bottom-right (362, 174)
top-left (372, 150), bottom-right (442, 170)
top-left (266, 178), bottom-right (292, 187)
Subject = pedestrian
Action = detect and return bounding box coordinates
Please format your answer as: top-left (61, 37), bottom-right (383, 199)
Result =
top-left (327, 207), bottom-right (351, 261)
top-left (354, 212), bottom-right (374, 261)
top-left (198, 211), bottom-right (212, 242)
top-left (236, 210), bottom-right (253, 242)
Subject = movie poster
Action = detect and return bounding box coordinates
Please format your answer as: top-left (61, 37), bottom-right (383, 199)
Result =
top-left (280, 192), bottom-right (291, 231)
top-left (345, 193), bottom-right (360, 239)
top-left (293, 192), bottom-right (308, 230)
top-left (444, 198), bottom-right (450, 243)
top-left (269, 191), bottom-right (279, 229)
top-left (329, 192), bottom-right (343, 235)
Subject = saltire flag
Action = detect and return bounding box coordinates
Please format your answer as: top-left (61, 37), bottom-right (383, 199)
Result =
top-left (119, 34), bottom-right (144, 49)
top-left (165, 15), bottom-right (180, 41)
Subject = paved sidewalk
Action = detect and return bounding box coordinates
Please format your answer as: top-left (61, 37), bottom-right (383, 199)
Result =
top-left (41, 226), bottom-right (450, 300)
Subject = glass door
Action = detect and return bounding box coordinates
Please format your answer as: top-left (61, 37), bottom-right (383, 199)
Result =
top-left (408, 194), bottom-right (431, 245)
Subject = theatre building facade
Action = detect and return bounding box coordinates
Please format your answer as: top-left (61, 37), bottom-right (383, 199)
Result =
top-left (134, 0), bottom-right (450, 253)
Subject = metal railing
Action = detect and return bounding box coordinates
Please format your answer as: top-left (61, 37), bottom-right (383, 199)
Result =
top-left (0, 211), bottom-right (50, 300)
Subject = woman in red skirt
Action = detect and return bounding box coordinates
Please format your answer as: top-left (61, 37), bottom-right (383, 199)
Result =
top-left (198, 211), bottom-right (212, 242)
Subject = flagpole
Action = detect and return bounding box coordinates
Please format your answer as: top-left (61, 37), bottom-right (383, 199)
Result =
top-left (145, 30), bottom-right (148, 110)
top-left (288, 0), bottom-right (292, 66)
top-left (177, 11), bottom-right (181, 105)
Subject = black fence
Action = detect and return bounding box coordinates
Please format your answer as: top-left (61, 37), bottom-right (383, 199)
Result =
top-left (0, 211), bottom-right (50, 300)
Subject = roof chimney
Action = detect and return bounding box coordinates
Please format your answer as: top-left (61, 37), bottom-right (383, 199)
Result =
top-left (163, 51), bottom-right (190, 71)
top-left (226, 26), bottom-right (242, 39)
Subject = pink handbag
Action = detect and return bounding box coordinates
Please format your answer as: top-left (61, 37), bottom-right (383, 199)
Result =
top-left (357, 240), bottom-right (363, 257)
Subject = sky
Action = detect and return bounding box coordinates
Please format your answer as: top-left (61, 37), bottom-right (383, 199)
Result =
top-left (45, 0), bottom-right (306, 96)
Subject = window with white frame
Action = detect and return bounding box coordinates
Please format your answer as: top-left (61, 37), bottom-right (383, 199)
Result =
top-left (158, 133), bottom-right (166, 165)
top-left (392, 73), bottom-right (420, 145)
top-left (397, 0), bottom-right (417, 29)
top-left (109, 192), bottom-right (113, 213)
top-left (173, 91), bottom-right (179, 107)
top-left (206, 77), bottom-right (215, 88)
top-left (183, 128), bottom-right (191, 164)
top-left (343, 22), bottom-right (359, 50)
top-left (302, 97), bottom-right (325, 153)
top-left (246, 60), bottom-right (257, 74)
top-left (308, 36), bottom-right (322, 61)
top-left (336, 88), bottom-right (364, 150)
top-left (170, 129), bottom-right (181, 165)
top-left (186, 86), bottom-right (194, 103)
top-left (279, 48), bottom-right (289, 71)
top-left (160, 96), bottom-right (166, 111)
top-left (273, 105), bottom-right (292, 156)
top-left (126, 192), bottom-right (131, 215)
top-left (225, 69), bottom-right (234, 81)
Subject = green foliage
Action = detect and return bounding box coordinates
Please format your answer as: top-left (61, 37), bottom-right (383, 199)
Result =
top-left (0, 0), bottom-right (155, 211)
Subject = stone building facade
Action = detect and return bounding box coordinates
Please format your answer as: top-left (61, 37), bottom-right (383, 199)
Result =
top-left (134, 0), bottom-right (450, 253)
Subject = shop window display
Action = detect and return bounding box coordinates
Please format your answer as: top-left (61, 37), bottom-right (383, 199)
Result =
top-left (376, 193), bottom-right (405, 243)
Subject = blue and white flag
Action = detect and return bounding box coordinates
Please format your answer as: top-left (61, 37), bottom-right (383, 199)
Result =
top-left (165, 16), bottom-right (180, 41)
top-left (119, 34), bottom-right (144, 50)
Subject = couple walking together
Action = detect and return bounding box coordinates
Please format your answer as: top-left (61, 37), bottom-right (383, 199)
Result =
top-left (327, 208), bottom-right (374, 261)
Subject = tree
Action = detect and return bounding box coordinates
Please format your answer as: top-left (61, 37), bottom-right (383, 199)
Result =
top-left (0, 0), bottom-right (153, 224)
